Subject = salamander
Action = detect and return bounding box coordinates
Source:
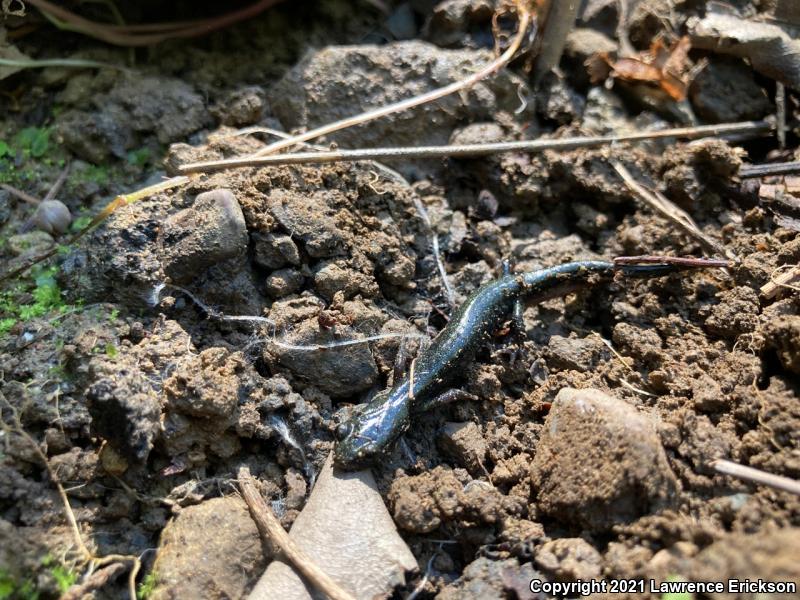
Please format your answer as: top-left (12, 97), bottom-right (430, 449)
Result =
top-left (333, 258), bottom-right (724, 470)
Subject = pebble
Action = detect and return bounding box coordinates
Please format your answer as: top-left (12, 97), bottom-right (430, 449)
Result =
top-left (530, 387), bottom-right (678, 532)
top-left (150, 496), bottom-right (266, 600)
top-left (158, 188), bottom-right (248, 282)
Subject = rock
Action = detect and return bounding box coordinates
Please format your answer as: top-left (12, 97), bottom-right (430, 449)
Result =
top-left (534, 538), bottom-right (603, 580)
top-left (563, 28), bottom-right (618, 90)
top-left (437, 557), bottom-right (543, 600)
top-left (438, 421), bottom-right (487, 474)
top-left (268, 319), bottom-right (379, 398)
top-left (545, 335), bottom-right (610, 372)
top-left (424, 0), bottom-right (494, 47)
top-left (531, 387), bottom-right (679, 532)
top-left (164, 348), bottom-right (245, 419)
top-left (86, 370), bottom-right (161, 462)
top-left (689, 58), bottom-right (772, 123)
top-left (265, 268), bottom-right (305, 297)
top-left (449, 121), bottom-right (506, 146)
top-left (158, 189), bottom-right (248, 282)
top-left (211, 85), bottom-right (267, 126)
top-left (7, 231), bottom-right (54, 256)
top-left (313, 260), bottom-right (378, 301)
top-left (269, 41), bottom-right (532, 164)
top-left (764, 315), bottom-right (800, 374)
top-left (252, 232), bottom-right (301, 269)
top-left (31, 199), bottom-right (71, 235)
top-left (537, 72), bottom-right (585, 125)
top-left (58, 75), bottom-right (210, 163)
top-left (151, 496), bottom-right (266, 600)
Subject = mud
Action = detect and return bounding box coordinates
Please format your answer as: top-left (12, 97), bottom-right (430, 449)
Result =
top-left (1, 0), bottom-right (800, 598)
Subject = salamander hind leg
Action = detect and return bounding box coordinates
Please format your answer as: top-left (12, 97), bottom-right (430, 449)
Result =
top-left (414, 388), bottom-right (478, 414)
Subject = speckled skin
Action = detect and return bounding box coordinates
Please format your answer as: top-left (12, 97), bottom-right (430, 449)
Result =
top-left (333, 261), bottom-right (677, 470)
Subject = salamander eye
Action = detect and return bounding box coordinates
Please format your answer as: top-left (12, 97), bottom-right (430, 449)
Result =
top-left (335, 422), bottom-right (353, 441)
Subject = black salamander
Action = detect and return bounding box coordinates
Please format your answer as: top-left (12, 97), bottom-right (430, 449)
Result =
top-left (333, 258), bottom-right (725, 470)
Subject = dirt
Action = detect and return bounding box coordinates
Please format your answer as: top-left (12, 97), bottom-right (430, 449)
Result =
top-left (1, 0), bottom-right (800, 599)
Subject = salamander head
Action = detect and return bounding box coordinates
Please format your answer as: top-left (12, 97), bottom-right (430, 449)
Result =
top-left (333, 391), bottom-right (400, 471)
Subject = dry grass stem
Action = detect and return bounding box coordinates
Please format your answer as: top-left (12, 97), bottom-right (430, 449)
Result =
top-left (611, 161), bottom-right (734, 260)
top-left (246, 2), bottom-right (533, 158)
top-left (761, 264), bottom-right (800, 299)
top-left (178, 120), bottom-right (774, 173)
top-left (712, 459), bottom-right (800, 496)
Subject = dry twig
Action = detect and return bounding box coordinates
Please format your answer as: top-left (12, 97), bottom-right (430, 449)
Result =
top-left (740, 161), bottom-right (800, 178)
top-left (761, 264), bottom-right (800, 299)
top-left (246, 1), bottom-right (533, 158)
top-left (178, 119), bottom-right (774, 173)
top-left (611, 161), bottom-right (733, 260)
top-left (237, 468), bottom-right (356, 600)
top-left (712, 459), bottom-right (800, 496)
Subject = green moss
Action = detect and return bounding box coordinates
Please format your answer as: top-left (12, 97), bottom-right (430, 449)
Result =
top-left (137, 570), bottom-right (158, 600)
top-left (0, 569), bottom-right (38, 600)
top-left (127, 147), bottom-right (151, 168)
top-left (0, 265), bottom-right (76, 339)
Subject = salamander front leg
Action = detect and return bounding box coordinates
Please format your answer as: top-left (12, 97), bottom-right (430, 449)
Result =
top-left (413, 389), bottom-right (478, 414)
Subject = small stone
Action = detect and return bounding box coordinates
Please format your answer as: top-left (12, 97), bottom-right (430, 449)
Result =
top-left (151, 497), bottom-right (266, 600)
top-left (545, 335), bottom-right (610, 371)
top-left (99, 444), bottom-right (129, 476)
top-left (7, 231), bottom-right (55, 256)
top-left (689, 58), bottom-right (772, 123)
top-left (158, 189), bottom-right (248, 282)
top-left (691, 373), bottom-right (726, 412)
top-left (268, 319), bottom-right (378, 398)
top-left (31, 199), bottom-right (72, 235)
top-left (211, 86), bottom-right (267, 126)
top-left (252, 232), bottom-right (300, 269)
top-left (563, 28), bottom-right (618, 89)
top-left (265, 268), bottom-right (304, 297)
top-left (438, 422), bottom-right (487, 474)
top-left (531, 387), bottom-right (678, 532)
top-left (86, 371), bottom-right (160, 462)
top-left (313, 261), bottom-right (378, 301)
top-left (537, 72), bottom-right (585, 125)
top-left (535, 538), bottom-right (603, 580)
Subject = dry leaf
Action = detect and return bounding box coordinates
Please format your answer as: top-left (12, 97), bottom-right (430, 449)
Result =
top-left (0, 26), bottom-right (31, 80)
top-left (586, 35), bottom-right (693, 101)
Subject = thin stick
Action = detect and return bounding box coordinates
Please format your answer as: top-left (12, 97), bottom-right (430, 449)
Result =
top-left (1, 183), bottom-right (41, 205)
top-left (761, 264), bottom-right (800, 299)
top-left (613, 255), bottom-right (730, 267)
top-left (611, 161), bottom-right (734, 260)
top-left (44, 163), bottom-right (71, 202)
top-left (237, 468), bottom-right (356, 600)
top-left (712, 459), bottom-right (800, 496)
top-left (246, 3), bottom-right (533, 158)
top-left (740, 161), bottom-right (800, 178)
top-left (179, 120), bottom-right (774, 173)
